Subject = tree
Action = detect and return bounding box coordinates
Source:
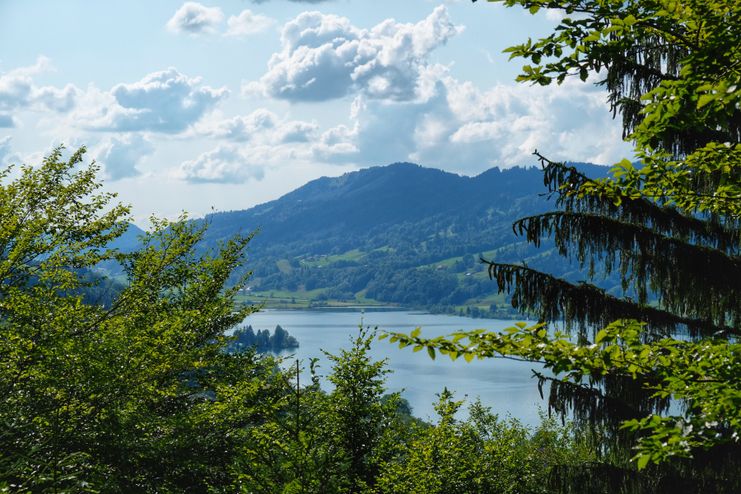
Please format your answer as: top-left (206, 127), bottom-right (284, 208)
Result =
top-left (390, 0), bottom-right (740, 491)
top-left (0, 147), bottom-right (289, 492)
top-left (235, 329), bottom-right (404, 494)
top-left (376, 392), bottom-right (594, 494)
top-left (323, 328), bottom-right (402, 493)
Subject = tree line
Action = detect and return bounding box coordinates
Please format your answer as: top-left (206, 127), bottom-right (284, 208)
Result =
top-left (225, 325), bottom-right (299, 353)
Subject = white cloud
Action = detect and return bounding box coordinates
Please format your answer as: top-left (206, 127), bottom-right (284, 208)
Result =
top-left (276, 120), bottom-right (317, 143)
top-left (225, 9), bottom-right (275, 37)
top-left (312, 122), bottom-right (359, 162)
top-left (313, 73), bottom-right (633, 171)
top-left (75, 68), bottom-right (227, 133)
top-left (167, 3), bottom-right (273, 37)
top-left (94, 134), bottom-right (155, 181)
top-left (166, 2), bottom-right (224, 35)
top-left (196, 109), bottom-right (277, 141)
top-left (33, 84), bottom-right (78, 112)
top-left (195, 109), bottom-right (317, 143)
top-left (251, 6), bottom-right (463, 102)
top-left (0, 70), bottom-right (33, 110)
top-left (545, 9), bottom-right (567, 22)
top-left (0, 57), bottom-right (80, 115)
top-left (0, 136), bottom-right (26, 168)
top-left (176, 145), bottom-right (265, 184)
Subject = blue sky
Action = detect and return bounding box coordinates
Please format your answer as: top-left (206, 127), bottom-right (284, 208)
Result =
top-left (1, 0), bottom-right (632, 223)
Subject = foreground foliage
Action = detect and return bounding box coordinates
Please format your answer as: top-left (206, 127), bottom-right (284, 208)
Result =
top-left (392, 0), bottom-right (740, 490)
top-left (0, 150), bottom-right (591, 492)
top-left (0, 148), bottom-right (286, 491)
top-left (376, 392), bottom-right (594, 494)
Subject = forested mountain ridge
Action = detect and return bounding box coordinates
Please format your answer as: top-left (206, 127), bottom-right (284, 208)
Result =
top-left (188, 162), bottom-right (612, 314)
top-left (107, 161), bottom-right (611, 315)
top-left (203, 162), bottom-right (603, 247)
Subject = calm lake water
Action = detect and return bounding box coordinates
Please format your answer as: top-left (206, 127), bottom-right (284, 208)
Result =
top-left (238, 309), bottom-right (548, 425)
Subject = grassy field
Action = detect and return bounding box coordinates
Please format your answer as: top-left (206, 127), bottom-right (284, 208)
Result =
top-left (234, 287), bottom-right (517, 319)
top-left (234, 289), bottom-right (396, 310)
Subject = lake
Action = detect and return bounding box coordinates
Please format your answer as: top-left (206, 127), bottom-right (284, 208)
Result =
top-left (238, 309), bottom-right (549, 425)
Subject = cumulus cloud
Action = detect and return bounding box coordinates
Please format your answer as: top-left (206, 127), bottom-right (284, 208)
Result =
top-left (312, 123), bottom-right (359, 163)
top-left (545, 9), bottom-right (567, 22)
top-left (33, 84), bottom-right (78, 112)
top-left (0, 57), bottom-right (80, 115)
top-left (313, 73), bottom-right (632, 171)
top-left (76, 68), bottom-right (227, 133)
top-left (95, 134), bottom-right (155, 180)
top-left (195, 109), bottom-right (317, 143)
top-left (276, 120), bottom-right (318, 143)
top-left (176, 145), bottom-right (265, 184)
top-left (196, 109), bottom-right (276, 141)
top-left (225, 10), bottom-right (274, 37)
top-left (166, 2), bottom-right (224, 35)
top-left (0, 72), bottom-right (33, 110)
top-left (250, 6), bottom-right (463, 102)
top-left (167, 3), bottom-right (273, 37)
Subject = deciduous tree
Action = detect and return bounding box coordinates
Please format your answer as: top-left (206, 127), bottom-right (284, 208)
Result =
top-left (0, 148), bottom-right (288, 492)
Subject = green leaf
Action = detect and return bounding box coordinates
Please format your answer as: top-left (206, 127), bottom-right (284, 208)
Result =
top-left (697, 93), bottom-right (714, 109)
top-left (595, 329), bottom-right (608, 344)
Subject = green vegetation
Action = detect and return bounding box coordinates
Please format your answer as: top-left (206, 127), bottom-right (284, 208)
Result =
top-left (391, 0), bottom-right (740, 491)
top-left (234, 288), bottom-right (393, 311)
top-left (169, 162), bottom-right (618, 317)
top-left (0, 150), bottom-right (593, 492)
top-left (0, 149), bottom-right (280, 491)
top-left (376, 393), bottom-right (594, 494)
top-left (226, 325), bottom-right (299, 353)
top-left (102, 163), bottom-right (626, 317)
top-left (3, 0), bottom-right (738, 491)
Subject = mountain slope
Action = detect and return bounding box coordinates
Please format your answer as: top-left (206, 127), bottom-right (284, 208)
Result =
top-left (203, 162), bottom-right (606, 251)
top-left (188, 162), bottom-right (612, 316)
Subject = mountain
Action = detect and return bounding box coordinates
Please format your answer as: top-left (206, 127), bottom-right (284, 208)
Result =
top-left (108, 223), bottom-right (146, 252)
top-left (185, 161), bottom-right (612, 317)
top-left (94, 223), bottom-right (147, 279)
top-left (203, 162), bottom-right (608, 250)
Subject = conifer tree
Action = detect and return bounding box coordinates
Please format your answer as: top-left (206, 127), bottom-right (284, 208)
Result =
top-left (390, 0), bottom-right (740, 491)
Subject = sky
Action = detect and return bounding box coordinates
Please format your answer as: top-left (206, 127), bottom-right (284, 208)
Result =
top-left (0, 0), bottom-right (633, 224)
